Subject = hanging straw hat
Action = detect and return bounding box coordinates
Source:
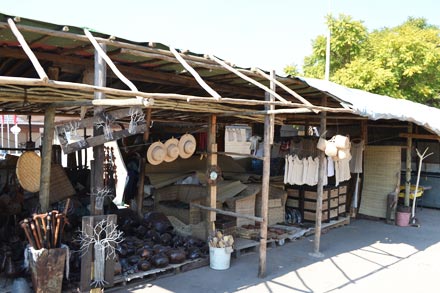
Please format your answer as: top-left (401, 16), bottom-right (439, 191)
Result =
top-left (324, 141), bottom-right (338, 157)
top-left (164, 138), bottom-right (180, 162)
top-left (334, 135), bottom-right (350, 149)
top-left (147, 141), bottom-right (166, 165)
top-left (178, 134), bottom-right (196, 159)
top-left (16, 151), bottom-right (41, 192)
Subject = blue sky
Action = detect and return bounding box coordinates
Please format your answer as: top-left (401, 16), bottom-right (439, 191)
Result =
top-left (2, 0), bottom-right (439, 75)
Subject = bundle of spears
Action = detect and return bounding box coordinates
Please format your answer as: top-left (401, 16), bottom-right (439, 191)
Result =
top-left (20, 210), bottom-right (68, 250)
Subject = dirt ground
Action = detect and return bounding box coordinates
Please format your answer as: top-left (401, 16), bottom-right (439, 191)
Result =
top-left (112, 208), bottom-right (440, 293)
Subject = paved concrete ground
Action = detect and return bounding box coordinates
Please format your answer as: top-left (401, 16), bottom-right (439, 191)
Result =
top-left (114, 208), bottom-right (440, 293)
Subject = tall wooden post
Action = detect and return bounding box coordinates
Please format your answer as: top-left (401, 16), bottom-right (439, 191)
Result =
top-left (39, 106), bottom-right (55, 212)
top-left (258, 74), bottom-right (275, 278)
top-left (135, 108), bottom-right (152, 217)
top-left (311, 97), bottom-right (327, 257)
top-left (92, 43), bottom-right (106, 215)
top-left (39, 67), bottom-right (59, 212)
top-left (206, 114), bottom-right (217, 236)
top-left (405, 123), bottom-right (413, 207)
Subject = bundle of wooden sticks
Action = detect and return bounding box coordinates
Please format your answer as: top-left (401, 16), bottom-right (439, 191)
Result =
top-left (20, 210), bottom-right (68, 250)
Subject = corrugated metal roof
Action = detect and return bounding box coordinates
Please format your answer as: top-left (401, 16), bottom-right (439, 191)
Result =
top-left (299, 77), bottom-right (440, 136)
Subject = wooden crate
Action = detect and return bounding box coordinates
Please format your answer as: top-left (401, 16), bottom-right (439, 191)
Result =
top-left (286, 198), bottom-right (299, 208)
top-left (267, 206), bottom-right (285, 226)
top-left (339, 204), bottom-right (346, 214)
top-left (329, 198), bottom-right (339, 208)
top-left (329, 188), bottom-right (339, 199)
top-left (287, 188), bottom-right (300, 197)
top-left (226, 193), bottom-right (256, 227)
top-left (304, 190), bottom-right (328, 200)
top-left (339, 194), bottom-right (346, 204)
top-left (304, 200), bottom-right (328, 211)
top-left (255, 186), bottom-right (287, 211)
top-left (329, 208), bottom-right (338, 219)
top-left (339, 185), bottom-right (348, 194)
top-left (304, 210), bottom-right (328, 222)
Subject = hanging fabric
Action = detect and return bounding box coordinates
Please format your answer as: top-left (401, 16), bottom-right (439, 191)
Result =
top-left (350, 139), bottom-right (364, 173)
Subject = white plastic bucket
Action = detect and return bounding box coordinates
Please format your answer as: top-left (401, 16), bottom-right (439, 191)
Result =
top-left (209, 246), bottom-right (233, 270)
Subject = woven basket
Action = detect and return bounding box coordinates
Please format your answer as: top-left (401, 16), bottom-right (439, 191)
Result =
top-left (16, 151), bottom-right (41, 193)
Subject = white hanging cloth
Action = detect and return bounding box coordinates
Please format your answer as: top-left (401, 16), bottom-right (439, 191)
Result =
top-left (350, 139), bottom-right (364, 173)
top-left (327, 156), bottom-right (335, 177)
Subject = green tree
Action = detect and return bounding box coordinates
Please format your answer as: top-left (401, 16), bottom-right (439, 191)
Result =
top-left (301, 14), bottom-right (368, 79)
top-left (284, 64), bottom-right (300, 76)
top-left (295, 15), bottom-right (440, 107)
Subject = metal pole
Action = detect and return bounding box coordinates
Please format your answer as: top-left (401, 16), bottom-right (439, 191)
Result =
top-left (324, 0), bottom-right (332, 81)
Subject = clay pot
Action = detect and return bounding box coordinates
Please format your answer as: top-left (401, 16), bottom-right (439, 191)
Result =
top-left (151, 254), bottom-right (169, 268)
top-left (137, 260), bottom-right (152, 271)
top-left (128, 255), bottom-right (140, 265)
top-left (187, 247), bottom-right (201, 260)
top-left (168, 249), bottom-right (186, 264)
top-left (160, 233), bottom-right (172, 245)
top-left (140, 248), bottom-right (153, 260)
top-left (171, 235), bottom-right (182, 247)
top-left (135, 225), bottom-right (147, 238)
top-left (146, 230), bottom-right (161, 243)
top-left (143, 212), bottom-right (173, 234)
top-left (153, 244), bottom-right (171, 255)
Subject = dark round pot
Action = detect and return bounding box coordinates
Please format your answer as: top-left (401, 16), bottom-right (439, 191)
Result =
top-left (168, 249), bottom-right (186, 264)
top-left (137, 260), bottom-right (152, 271)
top-left (151, 254), bottom-right (169, 268)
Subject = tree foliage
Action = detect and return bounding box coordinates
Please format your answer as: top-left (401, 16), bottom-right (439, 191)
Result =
top-left (292, 14), bottom-right (440, 107)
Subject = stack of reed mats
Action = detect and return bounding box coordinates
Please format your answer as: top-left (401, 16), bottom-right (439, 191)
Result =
top-left (255, 185), bottom-right (287, 226)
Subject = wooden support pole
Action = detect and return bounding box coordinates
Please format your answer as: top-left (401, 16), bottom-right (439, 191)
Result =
top-left (258, 90), bottom-right (274, 278)
top-left (254, 68), bottom-right (317, 112)
top-left (7, 18), bottom-right (48, 83)
top-left (135, 108), bottom-right (152, 217)
top-left (92, 42), bottom-right (106, 216)
top-left (38, 67), bottom-right (59, 212)
top-left (170, 47), bottom-right (221, 100)
top-left (312, 97), bottom-right (327, 258)
top-left (206, 114), bottom-right (217, 236)
top-left (39, 106), bottom-right (55, 212)
top-left (210, 55), bottom-right (289, 104)
top-left (405, 123), bottom-right (413, 207)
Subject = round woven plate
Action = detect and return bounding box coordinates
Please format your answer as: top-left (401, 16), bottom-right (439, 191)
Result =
top-left (16, 151), bottom-right (41, 192)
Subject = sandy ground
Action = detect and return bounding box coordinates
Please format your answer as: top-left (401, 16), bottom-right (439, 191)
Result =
top-left (112, 208), bottom-right (440, 293)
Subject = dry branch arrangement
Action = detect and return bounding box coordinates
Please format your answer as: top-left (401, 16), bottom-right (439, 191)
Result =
top-left (90, 187), bottom-right (115, 211)
top-left (128, 106), bottom-right (145, 134)
top-left (78, 219), bottom-right (124, 288)
top-left (208, 231), bottom-right (234, 249)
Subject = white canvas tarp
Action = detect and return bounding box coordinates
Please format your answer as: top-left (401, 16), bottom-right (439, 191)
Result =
top-left (300, 77), bottom-right (440, 136)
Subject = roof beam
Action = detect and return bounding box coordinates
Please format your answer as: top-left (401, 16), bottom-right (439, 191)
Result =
top-left (0, 47), bottom-right (265, 98)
